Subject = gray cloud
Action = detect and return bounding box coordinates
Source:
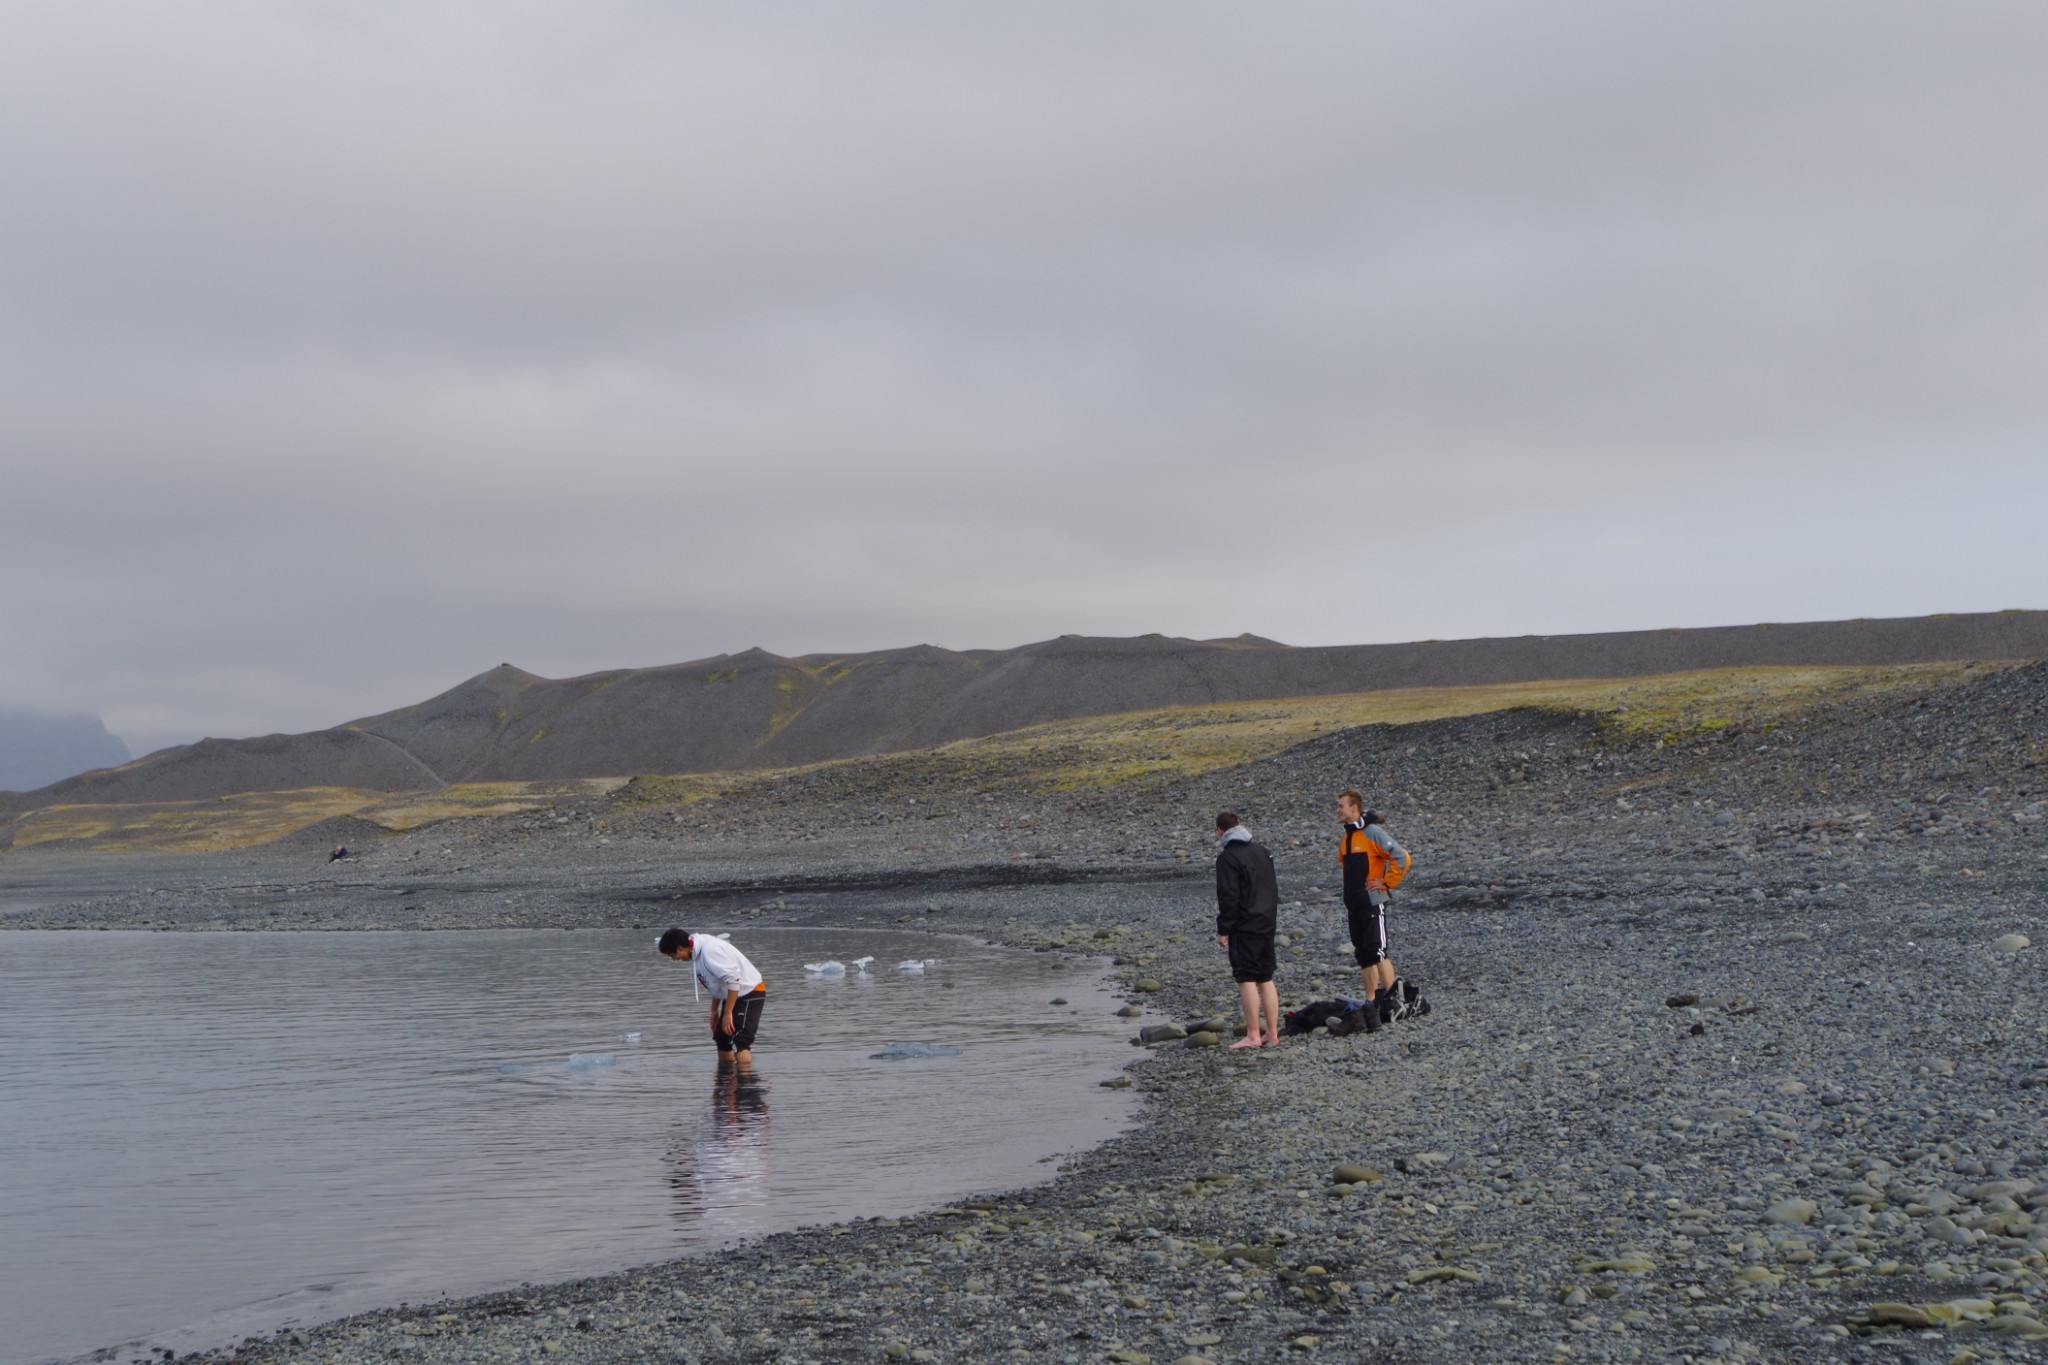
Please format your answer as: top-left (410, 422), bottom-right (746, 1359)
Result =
top-left (1, 1), bottom-right (2043, 754)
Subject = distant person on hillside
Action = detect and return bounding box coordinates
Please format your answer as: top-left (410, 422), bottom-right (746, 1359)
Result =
top-left (1213, 811), bottom-right (1283, 1050)
top-left (1337, 791), bottom-right (1412, 1024)
top-left (657, 928), bottom-right (768, 1070)
top-left (328, 845), bottom-right (349, 863)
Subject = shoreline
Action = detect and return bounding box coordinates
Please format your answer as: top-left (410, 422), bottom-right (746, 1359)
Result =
top-left (9, 662), bottom-right (2048, 1363)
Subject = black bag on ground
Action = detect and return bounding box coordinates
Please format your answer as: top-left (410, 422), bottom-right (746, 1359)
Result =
top-left (1282, 998), bottom-right (1369, 1035)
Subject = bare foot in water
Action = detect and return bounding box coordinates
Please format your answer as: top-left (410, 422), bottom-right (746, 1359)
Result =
top-left (1228, 1036), bottom-right (1263, 1050)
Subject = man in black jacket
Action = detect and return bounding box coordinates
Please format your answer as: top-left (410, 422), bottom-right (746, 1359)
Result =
top-left (1213, 811), bottom-right (1283, 1050)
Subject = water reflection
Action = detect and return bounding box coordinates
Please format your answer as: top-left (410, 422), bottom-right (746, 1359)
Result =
top-left (667, 1066), bottom-right (773, 1238)
top-left (0, 927), bottom-right (1134, 1365)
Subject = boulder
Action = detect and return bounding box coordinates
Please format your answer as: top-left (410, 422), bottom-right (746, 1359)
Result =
top-left (1764, 1198), bottom-right (1818, 1225)
top-left (1866, 1303), bottom-right (1932, 1328)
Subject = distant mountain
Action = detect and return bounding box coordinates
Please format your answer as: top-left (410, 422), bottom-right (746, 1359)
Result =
top-left (7, 610), bottom-right (2045, 814)
top-left (0, 711), bottom-right (131, 794)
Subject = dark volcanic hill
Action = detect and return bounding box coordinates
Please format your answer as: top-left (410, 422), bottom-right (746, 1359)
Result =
top-left (9, 610), bottom-right (2046, 811)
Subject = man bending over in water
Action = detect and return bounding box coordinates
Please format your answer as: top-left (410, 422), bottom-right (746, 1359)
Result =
top-left (1213, 812), bottom-right (1283, 1049)
top-left (657, 928), bottom-right (767, 1070)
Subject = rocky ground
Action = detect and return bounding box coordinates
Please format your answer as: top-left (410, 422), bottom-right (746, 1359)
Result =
top-left (9, 661), bottom-right (2048, 1365)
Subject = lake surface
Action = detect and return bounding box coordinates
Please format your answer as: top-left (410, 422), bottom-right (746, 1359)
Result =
top-left (0, 928), bottom-right (1138, 1365)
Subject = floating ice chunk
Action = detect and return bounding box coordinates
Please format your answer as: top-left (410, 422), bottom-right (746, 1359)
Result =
top-left (567, 1053), bottom-right (618, 1071)
top-left (620, 1031), bottom-right (642, 1043)
top-left (895, 960), bottom-right (926, 974)
top-left (804, 961), bottom-right (847, 976)
top-left (851, 956), bottom-right (875, 973)
top-left (868, 1042), bottom-right (963, 1060)
top-left (497, 1063), bottom-right (528, 1075)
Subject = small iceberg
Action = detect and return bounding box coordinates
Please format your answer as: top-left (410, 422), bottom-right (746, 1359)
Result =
top-left (851, 956), bottom-right (875, 973)
top-left (620, 1031), bottom-right (642, 1043)
top-left (804, 961), bottom-right (847, 976)
top-left (503, 1052), bottom-right (622, 1075)
top-left (895, 958), bottom-right (938, 974)
top-left (869, 1042), bottom-right (963, 1060)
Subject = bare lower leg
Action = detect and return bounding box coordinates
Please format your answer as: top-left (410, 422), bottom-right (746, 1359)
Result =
top-left (1376, 959), bottom-right (1397, 997)
top-left (1230, 980), bottom-right (1265, 1048)
top-left (1258, 980), bottom-right (1281, 1044)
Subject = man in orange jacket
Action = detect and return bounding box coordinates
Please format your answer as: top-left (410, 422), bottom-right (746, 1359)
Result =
top-left (1337, 790), bottom-right (1411, 1024)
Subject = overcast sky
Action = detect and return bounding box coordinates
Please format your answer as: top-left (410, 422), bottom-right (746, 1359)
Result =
top-left (3, 2), bottom-right (2043, 756)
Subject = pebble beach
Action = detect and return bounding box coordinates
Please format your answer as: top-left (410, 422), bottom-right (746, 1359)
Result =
top-left (9, 661), bottom-right (2047, 1365)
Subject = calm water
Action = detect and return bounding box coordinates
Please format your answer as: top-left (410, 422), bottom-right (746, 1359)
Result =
top-left (0, 928), bottom-right (1137, 1365)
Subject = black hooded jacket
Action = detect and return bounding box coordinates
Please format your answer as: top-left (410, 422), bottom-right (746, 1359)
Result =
top-left (1215, 834), bottom-right (1280, 937)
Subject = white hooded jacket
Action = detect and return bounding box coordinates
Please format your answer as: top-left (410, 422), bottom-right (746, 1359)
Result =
top-left (688, 933), bottom-right (765, 1002)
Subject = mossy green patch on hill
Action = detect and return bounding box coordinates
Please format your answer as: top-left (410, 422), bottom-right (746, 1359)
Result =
top-left (363, 779), bottom-right (625, 832)
top-left (5, 788), bottom-right (389, 852)
top-left (916, 663), bottom-right (1985, 794)
top-left (0, 778), bottom-right (631, 852)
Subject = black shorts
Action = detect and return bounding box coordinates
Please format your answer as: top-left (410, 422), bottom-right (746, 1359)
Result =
top-left (1227, 932), bottom-right (1276, 984)
top-left (1348, 903), bottom-right (1389, 967)
top-left (714, 989), bottom-right (766, 1052)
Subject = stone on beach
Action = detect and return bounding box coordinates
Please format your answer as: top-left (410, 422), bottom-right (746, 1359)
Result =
top-left (1764, 1198), bottom-right (1819, 1225)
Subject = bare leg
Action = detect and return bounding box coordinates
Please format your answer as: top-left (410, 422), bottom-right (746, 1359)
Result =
top-left (1229, 980), bottom-right (1265, 1048)
top-left (1258, 980), bottom-right (1282, 1045)
top-left (734, 1050), bottom-right (753, 1072)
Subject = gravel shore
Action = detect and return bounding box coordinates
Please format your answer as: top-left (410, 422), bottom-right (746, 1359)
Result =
top-left (11, 662), bottom-right (2048, 1364)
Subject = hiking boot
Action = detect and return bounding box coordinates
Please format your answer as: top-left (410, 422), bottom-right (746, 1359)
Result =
top-left (1375, 986), bottom-right (1397, 1026)
top-left (1355, 1005), bottom-right (1381, 1034)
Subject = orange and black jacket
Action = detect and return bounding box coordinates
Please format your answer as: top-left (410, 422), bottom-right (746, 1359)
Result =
top-left (1339, 820), bottom-right (1409, 909)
